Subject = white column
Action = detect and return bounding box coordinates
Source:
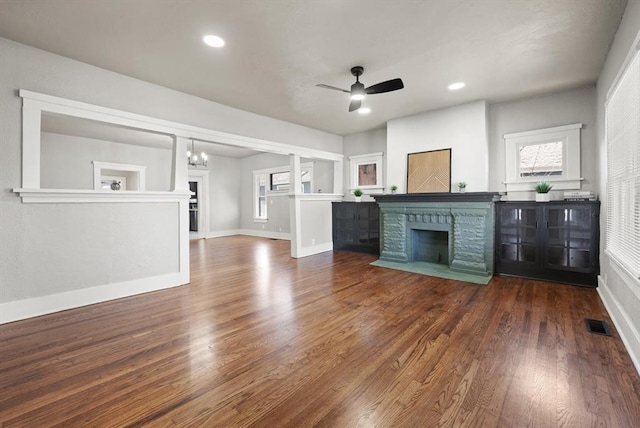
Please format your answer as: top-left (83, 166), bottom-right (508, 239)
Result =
top-left (172, 135), bottom-right (190, 282)
top-left (289, 154), bottom-right (302, 258)
top-left (171, 136), bottom-right (189, 192)
top-left (333, 159), bottom-right (343, 195)
top-left (22, 102), bottom-right (41, 189)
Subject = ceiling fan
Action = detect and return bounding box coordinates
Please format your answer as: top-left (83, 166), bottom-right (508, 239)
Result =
top-left (317, 66), bottom-right (404, 112)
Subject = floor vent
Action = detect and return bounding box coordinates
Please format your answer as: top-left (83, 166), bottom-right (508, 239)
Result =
top-left (585, 319), bottom-right (611, 336)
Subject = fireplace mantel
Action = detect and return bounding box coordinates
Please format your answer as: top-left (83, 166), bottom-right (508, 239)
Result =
top-left (373, 193), bottom-right (498, 281)
top-left (374, 192), bottom-right (500, 203)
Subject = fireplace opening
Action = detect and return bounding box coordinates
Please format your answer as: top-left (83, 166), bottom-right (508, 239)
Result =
top-left (411, 229), bottom-right (449, 265)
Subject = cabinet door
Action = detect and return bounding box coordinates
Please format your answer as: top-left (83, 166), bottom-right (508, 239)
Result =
top-left (497, 205), bottom-right (539, 265)
top-left (357, 203), bottom-right (379, 246)
top-left (333, 203), bottom-right (356, 244)
top-left (544, 205), bottom-right (597, 272)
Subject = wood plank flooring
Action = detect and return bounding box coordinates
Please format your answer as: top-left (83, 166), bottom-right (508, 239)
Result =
top-left (1, 236), bottom-right (639, 427)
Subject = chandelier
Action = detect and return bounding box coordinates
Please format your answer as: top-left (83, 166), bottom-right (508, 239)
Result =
top-left (187, 138), bottom-right (208, 168)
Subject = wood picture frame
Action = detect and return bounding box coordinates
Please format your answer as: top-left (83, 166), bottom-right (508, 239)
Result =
top-left (407, 149), bottom-right (451, 193)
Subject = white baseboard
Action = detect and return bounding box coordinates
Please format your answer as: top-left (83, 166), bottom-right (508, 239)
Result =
top-left (238, 229), bottom-right (291, 241)
top-left (206, 229), bottom-right (241, 239)
top-left (598, 275), bottom-right (640, 376)
top-left (294, 241), bottom-right (333, 258)
top-left (0, 272), bottom-right (187, 324)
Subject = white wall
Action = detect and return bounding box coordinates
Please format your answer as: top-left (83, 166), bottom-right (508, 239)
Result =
top-left (595, 0), bottom-right (640, 373)
top-left (41, 132), bottom-right (173, 191)
top-left (300, 200), bottom-right (332, 247)
top-left (301, 158), bottom-right (334, 194)
top-left (488, 85), bottom-right (597, 197)
top-left (239, 152), bottom-right (292, 237)
top-left (200, 155), bottom-right (241, 234)
top-left (387, 101), bottom-right (488, 193)
top-left (342, 128), bottom-right (387, 200)
top-left (0, 37), bottom-right (341, 312)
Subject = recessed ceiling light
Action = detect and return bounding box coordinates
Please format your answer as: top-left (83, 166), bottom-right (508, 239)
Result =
top-left (448, 82), bottom-right (465, 91)
top-left (358, 107), bottom-right (371, 115)
top-left (203, 35), bottom-right (225, 48)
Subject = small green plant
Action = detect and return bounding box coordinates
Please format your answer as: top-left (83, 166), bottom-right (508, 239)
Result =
top-left (353, 188), bottom-right (363, 197)
top-left (534, 181), bottom-right (553, 193)
top-left (390, 185), bottom-right (398, 192)
top-left (457, 181), bottom-right (467, 189)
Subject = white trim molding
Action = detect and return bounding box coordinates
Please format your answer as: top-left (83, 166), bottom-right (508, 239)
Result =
top-left (349, 152), bottom-right (384, 194)
top-left (19, 89), bottom-right (343, 163)
top-left (13, 188), bottom-right (190, 203)
top-left (295, 242), bottom-right (334, 258)
top-left (206, 229), bottom-right (242, 239)
top-left (239, 229), bottom-right (291, 240)
top-left (188, 169), bottom-right (210, 239)
top-left (598, 275), bottom-right (640, 376)
top-left (504, 123), bottom-right (583, 192)
top-left (0, 272), bottom-right (187, 324)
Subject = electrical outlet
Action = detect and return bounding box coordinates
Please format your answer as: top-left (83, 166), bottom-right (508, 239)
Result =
top-left (311, 238), bottom-right (316, 245)
top-left (261, 224), bottom-right (265, 229)
top-left (279, 226), bottom-right (282, 232)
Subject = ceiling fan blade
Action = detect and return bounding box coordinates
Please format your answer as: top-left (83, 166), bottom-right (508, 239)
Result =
top-left (348, 99), bottom-right (362, 112)
top-left (365, 78), bottom-right (404, 95)
top-left (316, 84), bottom-right (350, 93)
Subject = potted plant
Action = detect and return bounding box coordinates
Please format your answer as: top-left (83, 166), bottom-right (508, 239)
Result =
top-left (390, 184), bottom-right (398, 194)
top-left (457, 181), bottom-right (467, 193)
top-left (353, 188), bottom-right (363, 202)
top-left (534, 181), bottom-right (553, 202)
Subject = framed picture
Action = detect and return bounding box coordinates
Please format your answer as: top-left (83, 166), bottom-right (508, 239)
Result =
top-left (407, 149), bottom-right (451, 193)
top-left (349, 152), bottom-right (383, 193)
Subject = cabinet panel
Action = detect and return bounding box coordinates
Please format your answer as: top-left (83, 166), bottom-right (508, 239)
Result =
top-left (496, 205), bottom-right (540, 267)
top-left (332, 202), bottom-right (379, 254)
top-left (495, 201), bottom-right (599, 287)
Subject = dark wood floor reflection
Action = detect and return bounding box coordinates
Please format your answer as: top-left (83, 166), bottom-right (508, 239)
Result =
top-left (1, 236), bottom-right (639, 427)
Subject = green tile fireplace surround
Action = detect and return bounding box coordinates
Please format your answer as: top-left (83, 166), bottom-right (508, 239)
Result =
top-left (373, 193), bottom-right (500, 284)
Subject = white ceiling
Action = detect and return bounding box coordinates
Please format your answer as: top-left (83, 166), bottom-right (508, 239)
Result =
top-left (0, 0), bottom-right (628, 136)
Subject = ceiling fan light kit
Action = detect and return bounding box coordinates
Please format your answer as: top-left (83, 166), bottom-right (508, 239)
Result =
top-left (317, 65), bottom-right (404, 112)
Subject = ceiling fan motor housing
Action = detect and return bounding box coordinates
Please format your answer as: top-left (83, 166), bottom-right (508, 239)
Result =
top-left (350, 66), bottom-right (364, 77)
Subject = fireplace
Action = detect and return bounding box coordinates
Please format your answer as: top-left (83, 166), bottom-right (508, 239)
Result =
top-left (373, 192), bottom-right (499, 281)
top-left (411, 229), bottom-right (449, 264)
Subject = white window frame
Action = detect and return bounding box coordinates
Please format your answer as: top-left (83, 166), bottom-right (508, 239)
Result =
top-left (253, 172), bottom-right (268, 222)
top-left (504, 123), bottom-right (583, 192)
top-left (252, 162), bottom-right (314, 222)
top-left (605, 38), bottom-right (640, 280)
top-left (349, 152), bottom-right (383, 194)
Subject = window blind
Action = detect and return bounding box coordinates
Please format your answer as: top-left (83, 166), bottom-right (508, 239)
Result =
top-left (606, 47), bottom-right (640, 278)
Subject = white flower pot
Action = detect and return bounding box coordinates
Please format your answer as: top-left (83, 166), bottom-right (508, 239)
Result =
top-left (536, 193), bottom-right (550, 202)
top-left (355, 196), bottom-right (362, 202)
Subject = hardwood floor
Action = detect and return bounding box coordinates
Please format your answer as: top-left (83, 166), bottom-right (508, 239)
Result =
top-left (1, 236), bottom-right (639, 427)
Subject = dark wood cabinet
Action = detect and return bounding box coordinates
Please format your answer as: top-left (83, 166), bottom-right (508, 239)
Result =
top-left (495, 201), bottom-right (600, 287)
top-left (332, 202), bottom-right (379, 254)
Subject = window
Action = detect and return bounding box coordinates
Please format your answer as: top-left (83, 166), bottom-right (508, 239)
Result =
top-left (270, 171), bottom-right (290, 191)
top-left (518, 141), bottom-right (563, 177)
top-left (269, 166), bottom-right (312, 193)
top-left (605, 46), bottom-right (640, 279)
top-left (504, 123), bottom-right (582, 192)
top-left (254, 173), bottom-right (267, 220)
top-left (349, 152), bottom-right (383, 193)
top-left (253, 163), bottom-right (314, 221)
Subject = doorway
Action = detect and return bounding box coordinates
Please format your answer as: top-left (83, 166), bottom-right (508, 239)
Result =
top-left (188, 170), bottom-right (209, 240)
